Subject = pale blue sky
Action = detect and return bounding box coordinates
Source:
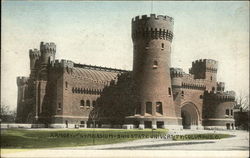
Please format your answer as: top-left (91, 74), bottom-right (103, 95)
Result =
top-left (2, 1), bottom-right (249, 110)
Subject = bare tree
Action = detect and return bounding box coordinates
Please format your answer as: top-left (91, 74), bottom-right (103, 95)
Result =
top-left (234, 92), bottom-right (249, 112)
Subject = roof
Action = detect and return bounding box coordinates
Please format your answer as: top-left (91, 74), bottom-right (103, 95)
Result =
top-left (72, 64), bottom-right (129, 82)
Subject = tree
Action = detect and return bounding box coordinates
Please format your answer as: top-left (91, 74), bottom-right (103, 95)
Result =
top-left (234, 92), bottom-right (249, 112)
top-left (0, 104), bottom-right (16, 123)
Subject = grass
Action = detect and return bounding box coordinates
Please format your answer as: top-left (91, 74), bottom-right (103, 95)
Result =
top-left (1, 128), bottom-right (167, 149)
top-left (172, 133), bottom-right (232, 141)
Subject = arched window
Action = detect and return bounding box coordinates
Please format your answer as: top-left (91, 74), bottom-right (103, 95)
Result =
top-left (161, 43), bottom-right (164, 48)
top-left (225, 109), bottom-right (229, 115)
top-left (181, 91), bottom-right (184, 96)
top-left (210, 76), bottom-right (213, 81)
top-left (86, 100), bottom-right (90, 107)
top-left (153, 61), bottom-right (158, 69)
top-left (80, 100), bottom-right (84, 107)
top-left (65, 82), bottom-right (68, 88)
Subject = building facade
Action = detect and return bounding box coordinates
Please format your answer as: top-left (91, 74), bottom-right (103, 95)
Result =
top-left (16, 14), bottom-right (235, 130)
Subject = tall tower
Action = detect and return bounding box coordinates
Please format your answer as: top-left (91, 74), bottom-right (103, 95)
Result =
top-left (39, 42), bottom-right (56, 80)
top-left (127, 14), bottom-right (181, 129)
top-left (29, 49), bottom-right (41, 79)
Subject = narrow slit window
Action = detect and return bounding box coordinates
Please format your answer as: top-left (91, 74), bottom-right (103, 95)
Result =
top-left (168, 87), bottom-right (172, 95)
top-left (161, 43), bottom-right (164, 48)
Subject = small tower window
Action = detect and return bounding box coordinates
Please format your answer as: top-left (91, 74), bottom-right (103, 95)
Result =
top-left (80, 100), bottom-right (84, 107)
top-left (231, 109), bottom-right (233, 115)
top-left (65, 82), bottom-right (68, 88)
top-left (145, 42), bottom-right (149, 49)
top-left (58, 103), bottom-right (62, 110)
top-left (168, 87), bottom-right (172, 96)
top-left (225, 109), bottom-right (229, 115)
top-left (86, 100), bottom-right (90, 107)
top-left (161, 43), bottom-right (164, 49)
top-left (210, 76), bottom-right (213, 81)
top-left (153, 61), bottom-right (158, 69)
top-left (135, 102), bottom-right (141, 114)
top-left (146, 102), bottom-right (152, 114)
top-left (156, 102), bottom-right (163, 114)
top-left (92, 100), bottom-right (96, 107)
top-left (212, 87), bottom-right (215, 91)
top-left (181, 91), bottom-right (184, 96)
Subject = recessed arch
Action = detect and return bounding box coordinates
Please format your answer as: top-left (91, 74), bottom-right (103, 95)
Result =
top-left (181, 102), bottom-right (200, 129)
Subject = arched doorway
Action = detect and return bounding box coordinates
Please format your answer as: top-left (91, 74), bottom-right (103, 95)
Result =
top-left (181, 102), bottom-right (199, 129)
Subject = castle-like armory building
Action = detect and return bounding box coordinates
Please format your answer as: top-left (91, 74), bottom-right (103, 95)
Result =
top-left (16, 14), bottom-right (235, 130)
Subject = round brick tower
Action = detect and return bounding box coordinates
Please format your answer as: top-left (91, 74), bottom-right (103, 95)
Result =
top-left (125, 14), bottom-right (181, 129)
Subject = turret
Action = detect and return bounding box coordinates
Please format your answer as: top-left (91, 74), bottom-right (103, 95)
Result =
top-left (170, 67), bottom-right (184, 88)
top-left (39, 42), bottom-right (56, 80)
top-left (40, 42), bottom-right (56, 65)
top-left (189, 59), bottom-right (218, 91)
top-left (29, 49), bottom-right (41, 79)
top-left (127, 14), bottom-right (180, 129)
top-left (217, 82), bottom-right (225, 92)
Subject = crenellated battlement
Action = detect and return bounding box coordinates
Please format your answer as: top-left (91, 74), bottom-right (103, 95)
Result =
top-left (132, 14), bottom-right (174, 23)
top-left (29, 49), bottom-right (41, 58)
top-left (132, 28), bottom-right (173, 41)
top-left (40, 42), bottom-right (56, 52)
top-left (16, 76), bottom-right (29, 86)
top-left (170, 67), bottom-right (184, 78)
top-left (53, 59), bottom-right (74, 68)
top-left (132, 14), bottom-right (174, 42)
top-left (181, 82), bottom-right (206, 90)
top-left (192, 59), bottom-right (218, 70)
top-left (204, 90), bottom-right (235, 102)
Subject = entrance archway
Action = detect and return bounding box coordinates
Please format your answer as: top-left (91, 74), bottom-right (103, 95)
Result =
top-left (181, 102), bottom-right (199, 129)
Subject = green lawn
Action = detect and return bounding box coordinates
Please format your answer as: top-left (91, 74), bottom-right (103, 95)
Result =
top-left (172, 133), bottom-right (232, 141)
top-left (1, 128), bottom-right (167, 149)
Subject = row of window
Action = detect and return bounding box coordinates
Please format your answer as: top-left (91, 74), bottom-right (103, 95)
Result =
top-left (80, 100), bottom-right (96, 107)
top-left (225, 109), bottom-right (233, 116)
top-left (135, 102), bottom-right (163, 115)
top-left (72, 87), bottom-right (102, 95)
top-left (180, 91), bottom-right (203, 99)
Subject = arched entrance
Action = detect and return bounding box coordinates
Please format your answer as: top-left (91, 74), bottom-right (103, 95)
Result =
top-left (181, 102), bottom-right (200, 129)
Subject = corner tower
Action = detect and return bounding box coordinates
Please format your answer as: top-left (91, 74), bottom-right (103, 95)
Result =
top-left (126, 14), bottom-right (181, 129)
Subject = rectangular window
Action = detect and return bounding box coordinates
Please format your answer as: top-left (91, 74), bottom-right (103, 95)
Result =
top-left (58, 103), bottom-right (62, 110)
top-left (231, 109), bottom-right (233, 115)
top-left (135, 102), bottom-right (141, 114)
top-left (156, 102), bottom-right (163, 114)
top-left (225, 109), bottom-right (229, 115)
top-left (146, 102), bottom-right (152, 114)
